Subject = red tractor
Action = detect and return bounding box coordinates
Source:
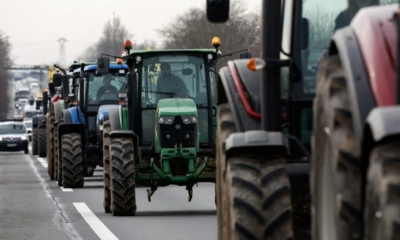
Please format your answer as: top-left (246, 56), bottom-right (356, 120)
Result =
top-left (207, 0), bottom-right (399, 239)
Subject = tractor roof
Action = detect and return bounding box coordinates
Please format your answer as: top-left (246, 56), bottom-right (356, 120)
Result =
top-left (123, 49), bottom-right (217, 58)
top-left (68, 62), bottom-right (96, 72)
top-left (72, 63), bottom-right (128, 74)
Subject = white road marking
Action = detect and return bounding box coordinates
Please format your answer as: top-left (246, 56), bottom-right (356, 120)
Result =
top-left (60, 187), bottom-right (73, 192)
top-left (73, 202), bottom-right (119, 240)
top-left (37, 157), bottom-right (48, 168)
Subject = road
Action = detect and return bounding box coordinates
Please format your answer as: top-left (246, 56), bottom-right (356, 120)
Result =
top-left (0, 151), bottom-right (217, 240)
top-left (1, 84), bottom-right (217, 240)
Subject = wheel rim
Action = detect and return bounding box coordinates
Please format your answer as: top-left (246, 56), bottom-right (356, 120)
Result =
top-left (317, 132), bottom-right (337, 240)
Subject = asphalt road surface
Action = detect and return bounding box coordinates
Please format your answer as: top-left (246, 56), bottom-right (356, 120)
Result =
top-left (0, 151), bottom-right (217, 240)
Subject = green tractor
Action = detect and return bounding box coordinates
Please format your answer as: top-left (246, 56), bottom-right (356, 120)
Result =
top-left (97, 42), bottom-right (223, 215)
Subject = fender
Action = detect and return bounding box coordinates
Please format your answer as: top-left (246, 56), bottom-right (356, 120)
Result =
top-left (364, 106), bottom-right (400, 142)
top-left (54, 100), bottom-right (63, 123)
top-left (218, 59), bottom-right (261, 132)
top-left (96, 104), bottom-right (114, 125)
top-left (329, 27), bottom-right (376, 148)
top-left (108, 106), bottom-right (122, 131)
top-left (67, 106), bottom-right (84, 124)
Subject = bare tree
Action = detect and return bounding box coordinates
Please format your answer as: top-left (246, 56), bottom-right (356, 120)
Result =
top-left (0, 31), bottom-right (11, 118)
top-left (157, 0), bottom-right (261, 68)
top-left (80, 16), bottom-right (132, 61)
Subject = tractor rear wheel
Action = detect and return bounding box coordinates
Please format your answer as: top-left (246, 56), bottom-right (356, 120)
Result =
top-left (102, 119), bottom-right (111, 213)
top-left (38, 128), bottom-right (47, 157)
top-left (311, 55), bottom-right (362, 240)
top-left (364, 141), bottom-right (400, 239)
top-left (61, 133), bottom-right (84, 188)
top-left (110, 137), bottom-right (136, 216)
top-left (216, 103), bottom-right (237, 239)
top-left (32, 127), bottom-right (39, 155)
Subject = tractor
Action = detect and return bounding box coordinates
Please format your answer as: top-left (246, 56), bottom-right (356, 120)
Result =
top-left (47, 63), bottom-right (81, 182)
top-left (207, 0), bottom-right (399, 239)
top-left (56, 61), bottom-right (128, 188)
top-left (96, 40), bottom-right (224, 216)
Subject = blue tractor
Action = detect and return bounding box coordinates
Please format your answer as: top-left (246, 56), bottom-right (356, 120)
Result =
top-left (56, 62), bottom-right (128, 188)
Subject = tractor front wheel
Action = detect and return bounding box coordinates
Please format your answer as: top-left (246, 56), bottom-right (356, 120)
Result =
top-left (61, 133), bottom-right (84, 188)
top-left (110, 137), bottom-right (136, 216)
top-left (102, 119), bottom-right (111, 213)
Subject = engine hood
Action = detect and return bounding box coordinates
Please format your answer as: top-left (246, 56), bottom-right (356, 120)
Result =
top-left (157, 98), bottom-right (197, 116)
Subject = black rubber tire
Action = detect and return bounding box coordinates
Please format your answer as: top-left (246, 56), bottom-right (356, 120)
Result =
top-left (311, 55), bottom-right (362, 239)
top-left (38, 128), bottom-right (47, 157)
top-left (47, 115), bottom-right (55, 180)
top-left (110, 137), bottom-right (136, 216)
top-left (24, 145), bottom-right (29, 154)
top-left (364, 141), bottom-right (400, 240)
top-left (61, 133), bottom-right (84, 188)
top-left (54, 121), bottom-right (62, 186)
top-left (216, 103), bottom-right (237, 239)
top-left (32, 127), bottom-right (39, 155)
top-left (103, 119), bottom-right (111, 213)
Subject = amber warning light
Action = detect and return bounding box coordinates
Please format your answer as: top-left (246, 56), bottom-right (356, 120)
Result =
top-left (212, 37), bottom-right (221, 48)
top-left (124, 40), bottom-right (132, 50)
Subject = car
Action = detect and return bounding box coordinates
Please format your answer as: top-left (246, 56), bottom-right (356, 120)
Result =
top-left (23, 108), bottom-right (41, 121)
top-left (0, 120), bottom-right (29, 154)
top-left (23, 120), bottom-right (32, 141)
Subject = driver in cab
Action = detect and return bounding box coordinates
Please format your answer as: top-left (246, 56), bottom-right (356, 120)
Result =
top-left (96, 75), bottom-right (118, 102)
top-left (156, 62), bottom-right (189, 98)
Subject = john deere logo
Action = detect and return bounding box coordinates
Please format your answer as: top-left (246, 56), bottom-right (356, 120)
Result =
top-left (175, 124), bottom-right (181, 130)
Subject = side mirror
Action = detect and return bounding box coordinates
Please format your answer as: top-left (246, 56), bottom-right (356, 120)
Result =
top-left (301, 18), bottom-right (309, 50)
top-left (53, 73), bottom-right (63, 87)
top-left (239, 51), bottom-right (252, 59)
top-left (96, 57), bottom-right (110, 74)
top-left (181, 68), bottom-right (193, 75)
top-left (35, 100), bottom-right (42, 110)
top-left (207, 0), bottom-right (230, 23)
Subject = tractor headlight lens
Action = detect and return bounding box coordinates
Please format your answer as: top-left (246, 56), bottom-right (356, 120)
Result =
top-left (182, 116), bottom-right (197, 124)
top-left (159, 116), bottom-right (174, 124)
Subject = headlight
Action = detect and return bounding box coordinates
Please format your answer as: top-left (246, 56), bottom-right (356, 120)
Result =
top-left (21, 136), bottom-right (27, 140)
top-left (159, 116), bottom-right (175, 124)
top-left (0, 137), bottom-right (3, 141)
top-left (182, 116), bottom-right (197, 124)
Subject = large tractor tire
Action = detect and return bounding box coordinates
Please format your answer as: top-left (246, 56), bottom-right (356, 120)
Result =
top-left (217, 104), bottom-right (293, 240)
top-left (364, 141), bottom-right (400, 239)
top-left (32, 127), bottom-right (39, 155)
top-left (311, 55), bottom-right (362, 240)
top-left (61, 133), bottom-right (84, 188)
top-left (102, 119), bottom-right (111, 213)
top-left (216, 103), bottom-right (236, 239)
top-left (110, 137), bottom-right (136, 216)
top-left (47, 113), bottom-right (55, 180)
top-left (38, 128), bottom-right (47, 157)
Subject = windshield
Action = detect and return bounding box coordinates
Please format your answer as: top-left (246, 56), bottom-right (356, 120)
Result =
top-left (301, 0), bottom-right (397, 94)
top-left (24, 122), bottom-right (32, 128)
top-left (87, 72), bottom-right (127, 104)
top-left (0, 123), bottom-right (26, 134)
top-left (16, 90), bottom-right (30, 97)
top-left (24, 111), bottom-right (39, 119)
top-left (140, 54), bottom-right (208, 108)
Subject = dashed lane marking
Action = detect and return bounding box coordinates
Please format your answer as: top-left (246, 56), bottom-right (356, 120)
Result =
top-left (37, 157), bottom-right (48, 168)
top-left (73, 202), bottom-right (119, 240)
top-left (60, 187), bottom-right (73, 192)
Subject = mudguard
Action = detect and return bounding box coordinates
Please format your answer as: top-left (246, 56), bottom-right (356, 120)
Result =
top-left (224, 130), bottom-right (289, 159)
top-left (108, 106), bottom-right (122, 131)
top-left (365, 106), bottom-right (400, 142)
top-left (54, 100), bottom-right (63, 123)
top-left (66, 106), bottom-right (84, 124)
top-left (218, 59), bottom-right (261, 132)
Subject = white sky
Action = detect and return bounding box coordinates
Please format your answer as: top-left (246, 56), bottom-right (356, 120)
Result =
top-left (0, 0), bottom-right (261, 66)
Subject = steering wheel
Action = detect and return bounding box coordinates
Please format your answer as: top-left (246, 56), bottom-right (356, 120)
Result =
top-left (163, 87), bottom-right (188, 98)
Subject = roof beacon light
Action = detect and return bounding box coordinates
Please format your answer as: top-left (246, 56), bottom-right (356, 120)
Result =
top-left (124, 40), bottom-right (132, 50)
top-left (117, 58), bottom-right (123, 64)
top-left (212, 37), bottom-right (221, 48)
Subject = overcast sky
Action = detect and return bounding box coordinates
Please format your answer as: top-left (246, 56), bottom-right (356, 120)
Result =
top-left (0, 0), bottom-right (261, 66)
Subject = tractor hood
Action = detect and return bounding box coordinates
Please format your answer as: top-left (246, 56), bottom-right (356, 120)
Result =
top-left (157, 98), bottom-right (197, 116)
